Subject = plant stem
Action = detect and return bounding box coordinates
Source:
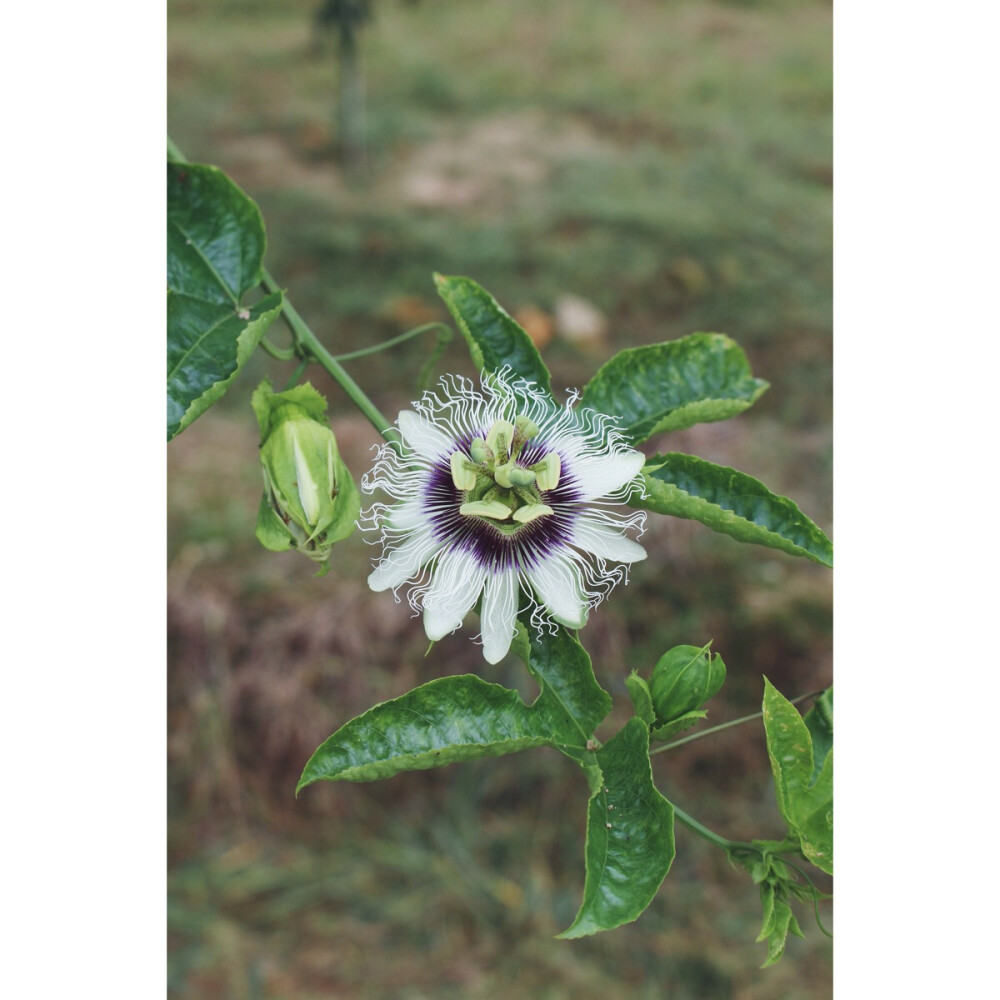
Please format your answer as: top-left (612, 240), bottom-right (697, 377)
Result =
top-left (649, 688), bottom-right (824, 756)
top-left (259, 268), bottom-right (400, 449)
top-left (329, 322), bottom-right (451, 362)
top-left (259, 336), bottom-right (299, 361)
top-left (671, 803), bottom-right (755, 854)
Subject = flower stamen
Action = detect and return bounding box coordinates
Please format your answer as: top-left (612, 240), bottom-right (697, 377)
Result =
top-left (459, 499), bottom-right (513, 520)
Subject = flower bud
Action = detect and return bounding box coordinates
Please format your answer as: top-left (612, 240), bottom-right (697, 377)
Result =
top-left (649, 644), bottom-right (726, 723)
top-left (251, 380), bottom-right (360, 572)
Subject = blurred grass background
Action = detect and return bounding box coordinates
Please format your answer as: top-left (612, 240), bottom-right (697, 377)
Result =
top-left (168, 0), bottom-right (832, 996)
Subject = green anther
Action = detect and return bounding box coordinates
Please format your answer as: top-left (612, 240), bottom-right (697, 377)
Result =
top-left (533, 451), bottom-right (561, 491)
top-left (450, 451), bottom-right (477, 490)
top-left (469, 437), bottom-right (493, 465)
top-left (512, 503), bottom-right (554, 524)
top-left (486, 420), bottom-right (515, 464)
top-left (460, 499), bottom-right (513, 520)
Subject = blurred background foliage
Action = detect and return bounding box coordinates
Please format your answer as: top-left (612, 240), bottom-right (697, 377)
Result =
top-left (168, 0), bottom-right (832, 995)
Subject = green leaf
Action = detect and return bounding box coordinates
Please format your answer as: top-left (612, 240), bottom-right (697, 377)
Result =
top-left (558, 718), bottom-right (676, 938)
top-left (167, 292), bottom-right (282, 441)
top-left (167, 162), bottom-right (281, 440)
top-left (168, 162), bottom-right (266, 303)
top-left (634, 453), bottom-right (833, 567)
top-left (756, 882), bottom-right (777, 941)
top-left (433, 274), bottom-right (553, 396)
top-left (297, 675), bottom-right (556, 791)
top-left (649, 710), bottom-right (707, 741)
top-left (580, 333), bottom-right (769, 443)
top-left (760, 898), bottom-right (795, 968)
top-left (803, 688), bottom-right (833, 780)
top-left (625, 671), bottom-right (655, 725)
top-left (514, 621), bottom-right (612, 749)
top-left (762, 678), bottom-right (833, 875)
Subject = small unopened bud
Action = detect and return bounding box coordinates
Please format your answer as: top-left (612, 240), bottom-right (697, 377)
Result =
top-left (252, 380), bottom-right (360, 571)
top-left (650, 644), bottom-right (726, 723)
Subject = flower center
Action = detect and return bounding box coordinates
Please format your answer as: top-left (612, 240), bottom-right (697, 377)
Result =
top-left (449, 416), bottom-right (562, 530)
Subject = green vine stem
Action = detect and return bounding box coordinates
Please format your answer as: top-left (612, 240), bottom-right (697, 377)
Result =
top-left (259, 335), bottom-right (299, 361)
top-left (650, 688), bottom-right (823, 756)
top-left (258, 268), bottom-right (401, 450)
top-left (671, 802), bottom-right (830, 935)
top-left (671, 803), bottom-right (756, 855)
top-left (329, 322), bottom-right (452, 363)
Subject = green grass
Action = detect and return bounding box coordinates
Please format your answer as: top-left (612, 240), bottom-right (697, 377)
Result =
top-left (169, 1), bottom-right (831, 995)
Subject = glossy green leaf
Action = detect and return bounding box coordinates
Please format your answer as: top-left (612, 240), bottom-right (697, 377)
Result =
top-left (434, 274), bottom-right (553, 396)
top-left (558, 717), bottom-right (675, 938)
top-left (580, 333), bottom-right (768, 443)
top-left (762, 678), bottom-right (833, 875)
top-left (297, 675), bottom-right (556, 791)
top-left (167, 292), bottom-right (282, 440)
top-left (514, 621), bottom-right (612, 749)
top-left (634, 453), bottom-right (833, 567)
top-left (803, 688), bottom-right (833, 780)
top-left (167, 162), bottom-right (282, 440)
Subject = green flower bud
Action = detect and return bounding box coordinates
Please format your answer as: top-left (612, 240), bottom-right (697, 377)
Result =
top-left (251, 380), bottom-right (361, 572)
top-left (649, 644), bottom-right (726, 723)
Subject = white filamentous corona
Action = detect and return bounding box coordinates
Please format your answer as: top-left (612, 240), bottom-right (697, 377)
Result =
top-left (362, 370), bottom-right (648, 663)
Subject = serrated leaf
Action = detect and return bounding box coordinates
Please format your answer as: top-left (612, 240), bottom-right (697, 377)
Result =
top-left (297, 675), bottom-right (556, 791)
top-left (167, 162), bottom-right (281, 440)
top-left (762, 678), bottom-right (833, 875)
top-left (756, 883), bottom-right (777, 942)
top-left (558, 717), bottom-right (675, 938)
top-left (434, 274), bottom-right (553, 396)
top-left (580, 333), bottom-right (768, 443)
top-left (760, 898), bottom-right (795, 968)
top-left (167, 291), bottom-right (282, 440)
top-left (633, 453), bottom-right (833, 567)
top-left (515, 621), bottom-right (612, 748)
top-left (625, 672), bottom-right (655, 725)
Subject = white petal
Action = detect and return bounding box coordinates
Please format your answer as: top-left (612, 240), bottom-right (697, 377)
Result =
top-left (422, 549), bottom-right (487, 641)
top-left (572, 517), bottom-right (647, 564)
top-left (527, 553), bottom-right (589, 630)
top-left (564, 449), bottom-right (644, 502)
top-left (480, 570), bottom-right (519, 664)
top-left (398, 410), bottom-right (453, 462)
top-left (368, 529), bottom-right (440, 592)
